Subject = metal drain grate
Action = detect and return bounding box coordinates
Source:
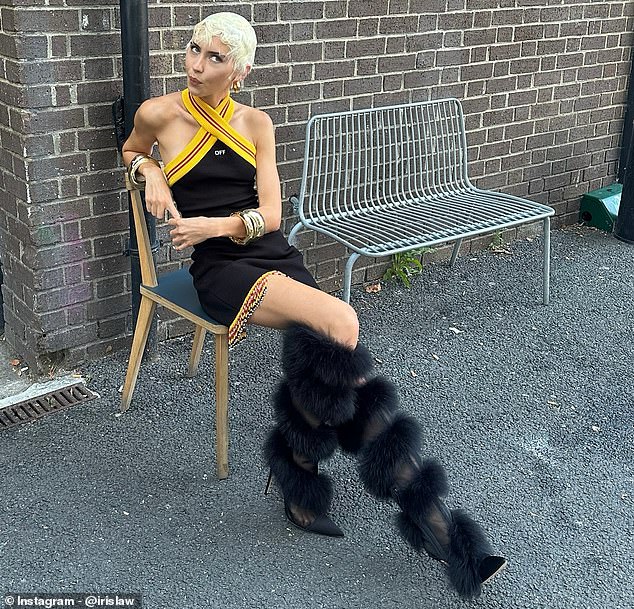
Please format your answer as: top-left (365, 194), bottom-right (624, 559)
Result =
top-left (0, 383), bottom-right (97, 431)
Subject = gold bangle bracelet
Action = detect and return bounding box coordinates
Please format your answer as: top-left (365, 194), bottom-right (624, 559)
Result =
top-left (244, 209), bottom-right (265, 237)
top-left (127, 154), bottom-right (160, 189)
top-left (229, 212), bottom-right (253, 245)
top-left (241, 210), bottom-right (257, 238)
top-left (243, 209), bottom-right (265, 240)
top-left (130, 153), bottom-right (160, 173)
top-left (229, 209), bottom-right (266, 245)
top-left (129, 156), bottom-right (160, 188)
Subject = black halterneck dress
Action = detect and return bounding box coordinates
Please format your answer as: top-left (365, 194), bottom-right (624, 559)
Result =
top-left (164, 90), bottom-right (317, 346)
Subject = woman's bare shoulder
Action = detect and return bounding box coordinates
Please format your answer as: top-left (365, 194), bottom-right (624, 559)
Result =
top-left (236, 104), bottom-right (275, 143)
top-left (136, 93), bottom-right (183, 129)
top-left (233, 102), bottom-right (271, 126)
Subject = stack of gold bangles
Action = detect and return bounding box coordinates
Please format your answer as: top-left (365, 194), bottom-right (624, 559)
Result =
top-left (128, 153), bottom-right (161, 189)
top-left (230, 209), bottom-right (266, 245)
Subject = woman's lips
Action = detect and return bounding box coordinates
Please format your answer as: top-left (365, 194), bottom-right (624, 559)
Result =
top-left (188, 76), bottom-right (201, 86)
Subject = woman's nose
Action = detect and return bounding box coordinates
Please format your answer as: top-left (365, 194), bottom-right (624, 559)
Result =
top-left (192, 54), bottom-right (204, 72)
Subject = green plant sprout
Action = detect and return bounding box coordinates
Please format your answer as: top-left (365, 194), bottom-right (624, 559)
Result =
top-left (489, 230), bottom-right (506, 249)
top-left (383, 247), bottom-right (433, 288)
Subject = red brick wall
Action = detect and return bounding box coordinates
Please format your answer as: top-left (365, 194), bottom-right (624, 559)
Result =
top-left (0, 0), bottom-right (631, 369)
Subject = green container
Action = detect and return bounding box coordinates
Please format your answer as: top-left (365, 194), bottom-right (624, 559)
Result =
top-left (579, 183), bottom-right (622, 232)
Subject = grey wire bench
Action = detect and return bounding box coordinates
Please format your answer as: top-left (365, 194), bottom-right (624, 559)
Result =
top-left (288, 98), bottom-right (555, 304)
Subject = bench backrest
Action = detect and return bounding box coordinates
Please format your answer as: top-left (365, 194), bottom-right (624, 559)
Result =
top-left (297, 98), bottom-right (471, 222)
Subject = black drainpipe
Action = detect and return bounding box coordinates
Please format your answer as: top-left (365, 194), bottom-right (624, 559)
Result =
top-left (113, 0), bottom-right (158, 357)
top-left (614, 50), bottom-right (634, 244)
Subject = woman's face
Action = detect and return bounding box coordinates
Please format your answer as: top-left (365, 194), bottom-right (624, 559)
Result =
top-left (185, 35), bottom-right (237, 94)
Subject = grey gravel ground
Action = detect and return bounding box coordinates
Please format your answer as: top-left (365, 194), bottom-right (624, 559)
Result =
top-left (1, 224), bottom-right (633, 609)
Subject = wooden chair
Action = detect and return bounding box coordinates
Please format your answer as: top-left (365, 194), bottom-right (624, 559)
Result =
top-left (120, 175), bottom-right (230, 479)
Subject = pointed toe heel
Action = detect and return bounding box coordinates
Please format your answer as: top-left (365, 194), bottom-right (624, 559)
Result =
top-left (479, 555), bottom-right (507, 584)
top-left (284, 501), bottom-right (344, 538)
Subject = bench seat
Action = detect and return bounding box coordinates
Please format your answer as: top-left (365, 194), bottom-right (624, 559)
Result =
top-left (289, 98), bottom-right (555, 303)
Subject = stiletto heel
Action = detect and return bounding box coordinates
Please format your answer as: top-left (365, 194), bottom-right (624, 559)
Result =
top-left (264, 469), bottom-right (273, 495)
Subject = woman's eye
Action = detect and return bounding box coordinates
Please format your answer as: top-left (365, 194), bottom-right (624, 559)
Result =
top-left (209, 55), bottom-right (223, 63)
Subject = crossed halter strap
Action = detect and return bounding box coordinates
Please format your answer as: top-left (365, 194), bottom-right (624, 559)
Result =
top-left (163, 89), bottom-right (257, 187)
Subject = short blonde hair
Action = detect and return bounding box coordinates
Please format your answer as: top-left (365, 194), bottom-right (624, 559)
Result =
top-left (192, 12), bottom-right (257, 76)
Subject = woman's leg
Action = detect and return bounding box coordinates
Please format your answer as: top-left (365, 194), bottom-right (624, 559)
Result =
top-left (254, 275), bottom-right (369, 534)
top-left (336, 377), bottom-right (507, 599)
top-left (248, 274), bottom-right (359, 348)
top-left (255, 275), bottom-right (505, 598)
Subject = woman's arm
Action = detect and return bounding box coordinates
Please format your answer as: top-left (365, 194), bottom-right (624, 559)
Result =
top-left (252, 110), bottom-right (282, 232)
top-left (122, 99), bottom-right (181, 220)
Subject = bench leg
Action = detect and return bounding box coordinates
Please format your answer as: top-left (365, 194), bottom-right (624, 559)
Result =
top-left (449, 238), bottom-right (463, 267)
top-left (287, 221), bottom-right (302, 246)
top-left (543, 216), bottom-right (551, 305)
top-left (343, 253), bottom-right (360, 304)
top-left (214, 332), bottom-right (229, 480)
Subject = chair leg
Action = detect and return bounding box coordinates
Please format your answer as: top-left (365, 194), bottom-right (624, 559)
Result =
top-left (120, 297), bottom-right (157, 412)
top-left (187, 325), bottom-right (206, 378)
top-left (214, 332), bottom-right (230, 480)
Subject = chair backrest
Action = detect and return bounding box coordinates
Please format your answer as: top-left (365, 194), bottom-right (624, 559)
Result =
top-left (298, 98), bottom-right (472, 223)
top-left (125, 174), bottom-right (158, 288)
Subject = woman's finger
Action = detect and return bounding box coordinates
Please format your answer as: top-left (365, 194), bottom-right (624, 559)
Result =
top-left (167, 200), bottom-right (181, 219)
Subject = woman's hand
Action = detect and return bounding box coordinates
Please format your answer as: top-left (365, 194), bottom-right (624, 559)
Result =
top-left (168, 216), bottom-right (221, 250)
top-left (143, 165), bottom-right (181, 220)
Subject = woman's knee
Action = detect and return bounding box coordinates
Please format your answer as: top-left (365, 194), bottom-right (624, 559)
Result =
top-left (326, 302), bottom-right (359, 349)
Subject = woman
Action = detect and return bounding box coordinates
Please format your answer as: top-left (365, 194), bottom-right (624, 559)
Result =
top-left (122, 12), bottom-right (506, 599)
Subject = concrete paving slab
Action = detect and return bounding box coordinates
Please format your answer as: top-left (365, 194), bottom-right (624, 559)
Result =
top-left (0, 374), bottom-right (91, 410)
top-left (0, 335), bottom-right (32, 401)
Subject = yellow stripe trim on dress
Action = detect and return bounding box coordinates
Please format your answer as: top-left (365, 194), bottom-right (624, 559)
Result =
top-left (163, 95), bottom-right (233, 186)
top-left (163, 129), bottom-right (212, 186)
top-left (228, 270), bottom-right (284, 347)
top-left (182, 89), bottom-right (257, 169)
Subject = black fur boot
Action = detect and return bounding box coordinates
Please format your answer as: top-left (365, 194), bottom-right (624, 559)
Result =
top-left (264, 324), bottom-right (374, 536)
top-left (281, 324), bottom-right (374, 425)
top-left (338, 376), bottom-right (507, 599)
top-left (264, 422), bottom-right (341, 536)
